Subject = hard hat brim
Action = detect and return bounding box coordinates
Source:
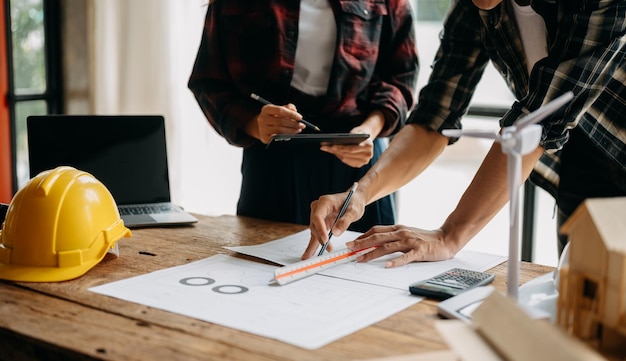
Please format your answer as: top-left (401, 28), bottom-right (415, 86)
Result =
top-left (0, 254), bottom-right (113, 282)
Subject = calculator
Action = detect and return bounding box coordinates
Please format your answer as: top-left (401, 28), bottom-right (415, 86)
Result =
top-left (409, 268), bottom-right (495, 300)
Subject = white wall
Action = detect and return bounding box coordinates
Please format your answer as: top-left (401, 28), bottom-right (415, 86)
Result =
top-left (91, 0), bottom-right (242, 218)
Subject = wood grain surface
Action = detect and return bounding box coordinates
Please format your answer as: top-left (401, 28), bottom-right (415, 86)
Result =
top-left (0, 214), bottom-right (554, 361)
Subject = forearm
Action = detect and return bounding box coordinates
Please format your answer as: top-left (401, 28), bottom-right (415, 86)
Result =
top-left (440, 142), bottom-right (544, 251)
top-left (359, 124), bottom-right (448, 204)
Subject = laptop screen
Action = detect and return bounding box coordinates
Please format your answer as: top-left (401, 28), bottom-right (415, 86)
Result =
top-left (27, 115), bottom-right (171, 205)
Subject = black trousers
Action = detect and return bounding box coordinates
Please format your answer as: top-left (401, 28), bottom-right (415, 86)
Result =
top-left (556, 128), bottom-right (626, 254)
top-left (237, 138), bottom-right (395, 232)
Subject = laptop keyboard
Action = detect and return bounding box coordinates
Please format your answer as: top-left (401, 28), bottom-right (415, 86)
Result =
top-left (119, 204), bottom-right (174, 215)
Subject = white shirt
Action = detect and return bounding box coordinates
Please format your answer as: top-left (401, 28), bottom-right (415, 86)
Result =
top-left (511, 0), bottom-right (549, 74)
top-left (291, 0), bottom-right (337, 96)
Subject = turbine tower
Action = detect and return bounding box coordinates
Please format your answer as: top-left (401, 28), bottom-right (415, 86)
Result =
top-left (443, 92), bottom-right (573, 299)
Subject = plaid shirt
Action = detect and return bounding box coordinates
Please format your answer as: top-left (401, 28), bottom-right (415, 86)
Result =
top-left (409, 0), bottom-right (626, 197)
top-left (189, 0), bottom-right (418, 147)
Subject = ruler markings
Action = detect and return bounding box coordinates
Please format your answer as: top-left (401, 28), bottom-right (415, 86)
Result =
top-left (273, 247), bottom-right (376, 285)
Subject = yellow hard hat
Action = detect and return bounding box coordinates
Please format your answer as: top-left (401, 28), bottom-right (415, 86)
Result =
top-left (0, 166), bottom-right (132, 282)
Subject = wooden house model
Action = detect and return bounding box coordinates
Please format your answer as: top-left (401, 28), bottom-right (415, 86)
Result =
top-left (557, 196), bottom-right (626, 355)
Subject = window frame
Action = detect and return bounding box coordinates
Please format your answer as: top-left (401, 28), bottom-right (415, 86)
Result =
top-left (4, 0), bottom-right (64, 195)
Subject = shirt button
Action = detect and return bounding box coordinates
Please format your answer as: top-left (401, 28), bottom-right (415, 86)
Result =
top-left (363, 9), bottom-right (368, 15)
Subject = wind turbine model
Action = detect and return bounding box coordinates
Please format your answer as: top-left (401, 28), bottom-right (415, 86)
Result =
top-left (442, 91), bottom-right (574, 301)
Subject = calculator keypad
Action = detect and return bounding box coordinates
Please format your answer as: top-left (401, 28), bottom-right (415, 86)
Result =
top-left (427, 268), bottom-right (493, 289)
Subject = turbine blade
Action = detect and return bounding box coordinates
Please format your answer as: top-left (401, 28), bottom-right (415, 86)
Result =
top-left (514, 91), bottom-right (574, 130)
top-left (442, 129), bottom-right (498, 139)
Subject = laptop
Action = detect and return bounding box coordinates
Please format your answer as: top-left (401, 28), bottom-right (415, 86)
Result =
top-left (27, 115), bottom-right (198, 228)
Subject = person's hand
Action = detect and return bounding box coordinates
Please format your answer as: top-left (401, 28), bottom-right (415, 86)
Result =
top-left (345, 225), bottom-right (459, 267)
top-left (254, 103), bottom-right (305, 144)
top-left (320, 125), bottom-right (375, 168)
top-left (302, 189), bottom-right (367, 259)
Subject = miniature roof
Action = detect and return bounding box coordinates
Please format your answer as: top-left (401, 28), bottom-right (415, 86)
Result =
top-left (561, 197), bottom-right (626, 254)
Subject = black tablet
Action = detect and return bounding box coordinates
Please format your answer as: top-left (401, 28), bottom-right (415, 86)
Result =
top-left (268, 133), bottom-right (370, 146)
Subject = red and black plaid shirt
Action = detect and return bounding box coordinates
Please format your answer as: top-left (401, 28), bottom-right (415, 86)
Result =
top-left (189, 0), bottom-right (418, 147)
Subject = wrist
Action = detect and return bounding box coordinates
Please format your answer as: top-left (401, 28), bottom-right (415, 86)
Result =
top-left (360, 110), bottom-right (386, 138)
top-left (356, 169), bottom-right (384, 205)
top-left (439, 217), bottom-right (479, 254)
top-left (244, 115), bottom-right (261, 140)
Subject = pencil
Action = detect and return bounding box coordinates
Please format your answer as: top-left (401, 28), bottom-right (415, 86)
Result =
top-left (250, 93), bottom-right (321, 132)
top-left (318, 182), bottom-right (358, 256)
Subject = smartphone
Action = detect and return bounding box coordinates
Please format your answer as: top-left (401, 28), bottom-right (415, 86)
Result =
top-left (409, 268), bottom-right (495, 300)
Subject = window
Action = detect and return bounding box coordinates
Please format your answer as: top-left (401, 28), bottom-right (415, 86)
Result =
top-left (414, 0), bottom-right (514, 111)
top-left (5, 0), bottom-right (63, 191)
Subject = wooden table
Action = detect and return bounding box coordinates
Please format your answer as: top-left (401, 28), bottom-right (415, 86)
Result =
top-left (0, 214), bottom-right (554, 361)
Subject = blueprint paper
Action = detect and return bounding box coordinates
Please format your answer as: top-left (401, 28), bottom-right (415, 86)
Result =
top-left (90, 230), bottom-right (506, 349)
top-left (225, 229), bottom-right (507, 290)
top-left (89, 254), bottom-right (419, 349)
